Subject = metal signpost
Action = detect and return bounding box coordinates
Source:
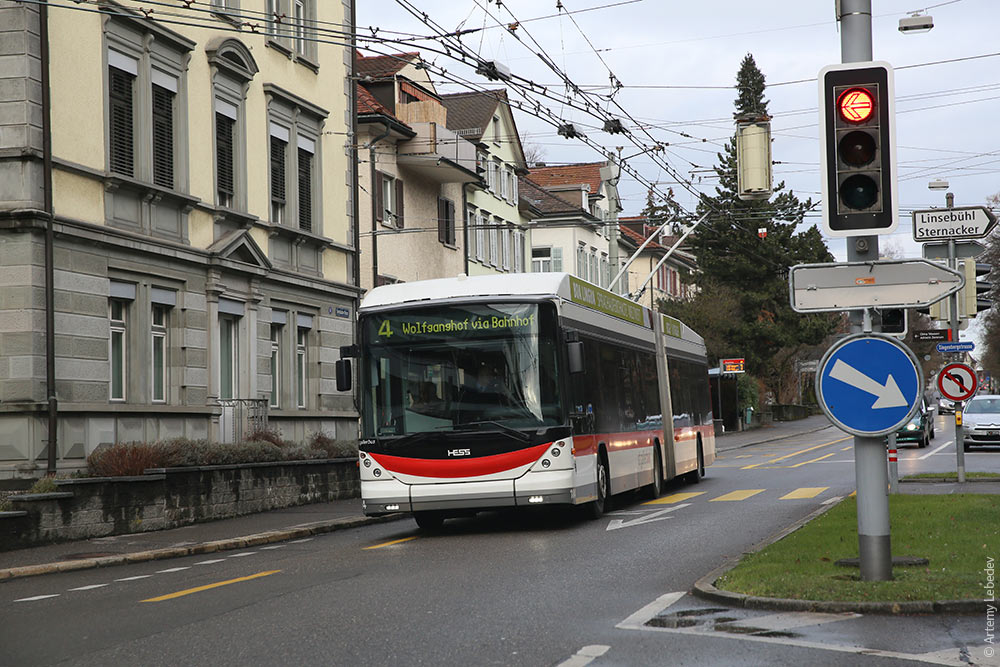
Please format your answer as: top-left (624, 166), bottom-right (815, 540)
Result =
top-left (922, 240), bottom-right (987, 261)
top-left (937, 363), bottom-right (978, 484)
top-left (816, 334), bottom-right (922, 581)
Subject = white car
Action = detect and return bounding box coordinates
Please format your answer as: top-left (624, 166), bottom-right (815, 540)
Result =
top-left (962, 395), bottom-right (1000, 451)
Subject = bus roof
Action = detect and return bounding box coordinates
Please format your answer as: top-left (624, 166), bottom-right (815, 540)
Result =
top-left (360, 273), bottom-right (706, 349)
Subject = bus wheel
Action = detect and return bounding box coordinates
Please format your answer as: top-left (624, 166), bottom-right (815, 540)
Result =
top-left (642, 446), bottom-right (663, 500)
top-left (413, 511), bottom-right (444, 531)
top-left (687, 444), bottom-right (705, 484)
top-left (584, 455), bottom-right (609, 519)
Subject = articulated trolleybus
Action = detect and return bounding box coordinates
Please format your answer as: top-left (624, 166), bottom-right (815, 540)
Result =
top-left (338, 273), bottom-right (715, 529)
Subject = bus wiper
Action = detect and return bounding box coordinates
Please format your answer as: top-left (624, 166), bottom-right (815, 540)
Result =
top-left (454, 420), bottom-right (530, 443)
top-left (384, 430), bottom-right (434, 448)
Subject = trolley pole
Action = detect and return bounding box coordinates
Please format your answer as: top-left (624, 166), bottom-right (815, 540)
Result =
top-left (841, 0), bottom-right (893, 582)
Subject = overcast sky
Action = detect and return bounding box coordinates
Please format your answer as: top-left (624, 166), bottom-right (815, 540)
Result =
top-left (358, 0), bottom-right (998, 266)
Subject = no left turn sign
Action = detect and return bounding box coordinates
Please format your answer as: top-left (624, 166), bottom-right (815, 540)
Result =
top-left (937, 363), bottom-right (978, 402)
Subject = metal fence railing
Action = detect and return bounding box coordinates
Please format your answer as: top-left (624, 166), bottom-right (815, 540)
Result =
top-left (217, 398), bottom-right (269, 443)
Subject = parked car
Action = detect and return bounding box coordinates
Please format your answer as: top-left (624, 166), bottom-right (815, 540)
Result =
top-left (962, 395), bottom-right (1000, 451)
top-left (938, 396), bottom-right (956, 414)
top-left (893, 397), bottom-right (934, 448)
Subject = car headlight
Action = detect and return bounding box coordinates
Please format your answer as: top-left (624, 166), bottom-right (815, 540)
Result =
top-left (905, 423), bottom-right (918, 431)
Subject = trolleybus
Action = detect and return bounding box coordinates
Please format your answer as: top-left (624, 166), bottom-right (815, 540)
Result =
top-left (336, 273), bottom-right (715, 529)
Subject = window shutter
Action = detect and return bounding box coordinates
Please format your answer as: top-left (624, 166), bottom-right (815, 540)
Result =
top-left (215, 112), bottom-right (235, 203)
top-left (298, 147), bottom-right (313, 232)
top-left (447, 200), bottom-right (456, 245)
top-left (551, 247), bottom-right (563, 272)
top-left (437, 197), bottom-right (447, 244)
top-left (270, 136), bottom-right (286, 206)
top-left (375, 171), bottom-right (384, 222)
top-left (394, 178), bottom-right (404, 228)
top-left (151, 84), bottom-right (174, 188)
top-left (109, 67), bottom-right (135, 177)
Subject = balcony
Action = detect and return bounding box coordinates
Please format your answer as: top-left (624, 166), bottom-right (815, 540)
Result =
top-left (397, 122), bottom-right (479, 184)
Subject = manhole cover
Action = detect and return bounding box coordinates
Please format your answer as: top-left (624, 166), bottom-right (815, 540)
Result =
top-left (62, 552), bottom-right (119, 560)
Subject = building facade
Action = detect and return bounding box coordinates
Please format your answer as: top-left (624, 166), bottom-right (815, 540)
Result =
top-left (0, 0), bottom-right (357, 477)
top-left (617, 215), bottom-right (698, 309)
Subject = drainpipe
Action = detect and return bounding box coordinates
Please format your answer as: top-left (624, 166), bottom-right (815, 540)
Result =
top-left (367, 123), bottom-right (391, 288)
top-left (40, 2), bottom-right (58, 475)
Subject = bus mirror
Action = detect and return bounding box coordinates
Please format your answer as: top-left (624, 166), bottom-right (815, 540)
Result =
top-left (567, 341), bottom-right (584, 375)
top-left (336, 359), bottom-right (352, 391)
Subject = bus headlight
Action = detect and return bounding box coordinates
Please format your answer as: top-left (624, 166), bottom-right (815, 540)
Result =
top-left (551, 448), bottom-right (561, 457)
top-left (541, 459), bottom-right (551, 468)
top-left (373, 468), bottom-right (382, 478)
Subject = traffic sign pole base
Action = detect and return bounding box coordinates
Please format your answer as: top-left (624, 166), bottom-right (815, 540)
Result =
top-left (858, 534), bottom-right (893, 581)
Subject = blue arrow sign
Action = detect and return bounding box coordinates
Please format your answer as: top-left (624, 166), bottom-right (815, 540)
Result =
top-left (817, 334), bottom-right (921, 436)
top-left (936, 341), bottom-right (975, 353)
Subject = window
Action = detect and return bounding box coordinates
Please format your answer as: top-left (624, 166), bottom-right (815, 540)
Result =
top-left (108, 64), bottom-right (135, 177)
top-left (216, 109), bottom-right (236, 208)
top-left (514, 230), bottom-right (524, 272)
top-left (269, 127), bottom-right (288, 224)
top-left (298, 141), bottom-right (314, 232)
top-left (493, 115), bottom-right (501, 144)
top-left (475, 212), bottom-right (486, 262)
top-left (577, 244), bottom-right (586, 279)
top-left (499, 166), bottom-right (508, 201)
top-left (296, 327), bottom-right (307, 408)
top-left (600, 255), bottom-right (609, 289)
top-left (376, 172), bottom-right (404, 228)
top-left (466, 205), bottom-right (477, 259)
top-left (502, 224), bottom-right (511, 271)
top-left (151, 82), bottom-right (175, 189)
top-left (532, 247), bottom-right (551, 273)
top-left (492, 158), bottom-right (502, 196)
top-left (151, 304), bottom-right (168, 403)
top-left (270, 323), bottom-right (282, 408)
top-left (109, 299), bottom-right (127, 401)
top-left (490, 220), bottom-right (500, 267)
top-left (438, 198), bottom-right (455, 246)
top-left (219, 315), bottom-right (238, 400)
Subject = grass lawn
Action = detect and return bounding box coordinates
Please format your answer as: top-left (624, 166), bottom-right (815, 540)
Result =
top-left (716, 494), bottom-right (1000, 602)
top-left (904, 472), bottom-right (1000, 480)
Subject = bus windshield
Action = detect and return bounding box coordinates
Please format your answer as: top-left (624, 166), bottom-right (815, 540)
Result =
top-left (361, 303), bottom-right (561, 437)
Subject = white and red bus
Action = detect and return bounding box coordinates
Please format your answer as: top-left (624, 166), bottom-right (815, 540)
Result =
top-left (338, 273), bottom-right (715, 529)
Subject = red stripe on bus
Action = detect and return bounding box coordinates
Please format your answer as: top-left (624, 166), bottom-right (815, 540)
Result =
top-left (370, 443), bottom-right (551, 478)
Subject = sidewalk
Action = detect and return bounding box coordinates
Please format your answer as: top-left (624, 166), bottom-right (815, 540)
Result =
top-left (715, 414), bottom-right (834, 452)
top-left (0, 416), bottom-right (835, 583)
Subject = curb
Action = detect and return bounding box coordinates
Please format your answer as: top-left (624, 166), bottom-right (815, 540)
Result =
top-left (717, 422), bottom-right (834, 452)
top-left (901, 477), bottom-right (1000, 484)
top-left (0, 513), bottom-right (406, 583)
top-left (691, 500), bottom-right (986, 615)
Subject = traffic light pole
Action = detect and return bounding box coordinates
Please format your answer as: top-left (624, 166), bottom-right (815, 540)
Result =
top-left (945, 192), bottom-right (968, 483)
top-left (841, 0), bottom-right (893, 582)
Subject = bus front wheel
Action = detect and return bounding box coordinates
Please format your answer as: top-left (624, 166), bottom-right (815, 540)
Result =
top-left (584, 455), bottom-right (609, 519)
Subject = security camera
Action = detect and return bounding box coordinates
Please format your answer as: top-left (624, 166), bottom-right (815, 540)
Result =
top-left (898, 14), bottom-right (933, 33)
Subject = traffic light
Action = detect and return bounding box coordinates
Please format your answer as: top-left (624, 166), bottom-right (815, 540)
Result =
top-left (960, 261), bottom-right (993, 318)
top-left (874, 308), bottom-right (906, 337)
top-left (818, 62), bottom-right (898, 237)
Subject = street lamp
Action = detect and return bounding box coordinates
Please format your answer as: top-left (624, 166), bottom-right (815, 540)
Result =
top-left (899, 12), bottom-right (933, 33)
top-left (928, 179), bottom-right (953, 208)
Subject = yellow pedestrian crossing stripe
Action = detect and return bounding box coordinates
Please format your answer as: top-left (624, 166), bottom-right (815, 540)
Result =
top-left (643, 492), bottom-right (705, 505)
top-left (711, 489), bottom-right (765, 502)
top-left (780, 487), bottom-right (829, 500)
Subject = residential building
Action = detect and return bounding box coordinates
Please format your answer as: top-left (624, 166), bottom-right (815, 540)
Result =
top-left (355, 52), bottom-right (479, 288)
top-left (617, 215), bottom-right (698, 310)
top-left (440, 90), bottom-right (529, 276)
top-left (524, 162), bottom-right (623, 291)
top-left (0, 1), bottom-right (356, 477)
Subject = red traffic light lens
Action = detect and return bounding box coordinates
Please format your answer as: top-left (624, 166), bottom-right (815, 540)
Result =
top-left (838, 87), bottom-right (875, 123)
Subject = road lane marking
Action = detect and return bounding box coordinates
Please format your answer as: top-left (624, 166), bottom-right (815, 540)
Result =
top-left (115, 575), bottom-right (153, 582)
top-left (780, 487), bottom-right (829, 500)
top-left (194, 559), bottom-right (227, 565)
top-left (841, 446), bottom-right (852, 451)
top-left (918, 440), bottom-right (953, 460)
top-left (142, 570), bottom-right (280, 603)
top-left (364, 536), bottom-right (419, 550)
top-left (643, 492), bottom-right (704, 505)
top-left (616, 591), bottom-right (686, 629)
top-left (156, 567), bottom-right (190, 573)
top-left (14, 594), bottom-right (60, 602)
top-left (228, 552), bottom-right (257, 558)
top-left (710, 489), bottom-right (765, 502)
top-left (556, 645), bottom-right (610, 667)
top-left (68, 584), bottom-right (108, 591)
top-left (787, 452), bottom-right (837, 468)
top-left (728, 611), bottom-right (859, 632)
top-left (606, 504), bottom-right (690, 531)
top-left (741, 436), bottom-right (851, 469)
top-left (259, 545), bottom-right (286, 550)
top-left (289, 538), bottom-right (313, 544)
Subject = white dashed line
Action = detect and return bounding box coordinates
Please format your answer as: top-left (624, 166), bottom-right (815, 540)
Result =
top-left (115, 575), bottom-right (153, 582)
top-left (228, 552), bottom-right (257, 558)
top-left (68, 584), bottom-right (109, 591)
top-left (289, 538), bottom-right (313, 544)
top-left (918, 441), bottom-right (953, 460)
top-left (156, 567), bottom-right (191, 573)
top-left (259, 545), bottom-right (286, 550)
top-left (556, 645), bottom-right (610, 667)
top-left (14, 594), bottom-right (60, 602)
top-left (194, 559), bottom-right (227, 565)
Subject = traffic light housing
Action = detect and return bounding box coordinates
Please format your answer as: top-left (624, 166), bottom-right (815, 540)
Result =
top-left (819, 62), bottom-right (898, 237)
top-left (873, 308), bottom-right (906, 337)
top-left (961, 261), bottom-right (992, 318)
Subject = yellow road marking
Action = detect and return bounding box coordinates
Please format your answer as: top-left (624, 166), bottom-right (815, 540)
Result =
top-left (710, 489), bottom-right (765, 502)
top-left (780, 487), bottom-right (829, 500)
top-left (142, 570), bottom-right (280, 603)
top-left (787, 452), bottom-right (837, 468)
top-left (741, 436), bottom-right (851, 469)
top-left (364, 536), bottom-right (418, 550)
top-left (841, 446), bottom-right (852, 451)
top-left (643, 492), bottom-right (705, 505)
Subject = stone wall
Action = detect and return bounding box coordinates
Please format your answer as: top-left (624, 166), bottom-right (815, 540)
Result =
top-left (0, 458), bottom-right (359, 550)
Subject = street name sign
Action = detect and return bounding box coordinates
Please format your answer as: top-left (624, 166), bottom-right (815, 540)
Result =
top-left (817, 334), bottom-right (922, 437)
top-left (922, 240), bottom-right (986, 261)
top-left (937, 341), bottom-right (975, 354)
top-left (720, 358), bottom-right (745, 373)
top-left (912, 206), bottom-right (997, 242)
top-left (789, 259), bottom-right (964, 313)
top-left (937, 363), bottom-right (977, 402)
top-left (913, 329), bottom-right (953, 343)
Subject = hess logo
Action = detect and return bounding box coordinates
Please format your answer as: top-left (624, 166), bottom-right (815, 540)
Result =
top-left (447, 448), bottom-right (471, 457)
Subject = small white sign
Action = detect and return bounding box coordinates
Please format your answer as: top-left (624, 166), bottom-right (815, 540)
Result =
top-left (912, 206), bottom-right (997, 242)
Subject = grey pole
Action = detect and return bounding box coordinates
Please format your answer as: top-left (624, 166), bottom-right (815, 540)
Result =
top-left (841, 0), bottom-right (893, 581)
top-left (945, 192), bottom-right (968, 483)
top-left (887, 432), bottom-right (898, 494)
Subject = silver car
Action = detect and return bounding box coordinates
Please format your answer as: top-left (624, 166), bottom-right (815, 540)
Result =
top-left (962, 395), bottom-right (1000, 451)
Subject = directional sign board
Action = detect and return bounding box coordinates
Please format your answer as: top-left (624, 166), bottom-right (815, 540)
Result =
top-left (922, 240), bottom-right (986, 261)
top-left (913, 329), bottom-right (953, 343)
top-left (790, 259), bottom-right (964, 313)
top-left (937, 341), bottom-right (975, 354)
top-left (817, 334), bottom-right (922, 437)
top-left (937, 363), bottom-right (978, 402)
top-left (720, 358), bottom-right (745, 373)
top-left (912, 206), bottom-right (998, 242)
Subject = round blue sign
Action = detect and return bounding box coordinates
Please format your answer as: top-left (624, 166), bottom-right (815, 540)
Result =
top-left (816, 334), bottom-right (922, 436)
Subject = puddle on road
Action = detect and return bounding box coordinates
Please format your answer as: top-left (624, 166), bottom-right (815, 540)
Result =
top-left (646, 608), bottom-right (802, 639)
